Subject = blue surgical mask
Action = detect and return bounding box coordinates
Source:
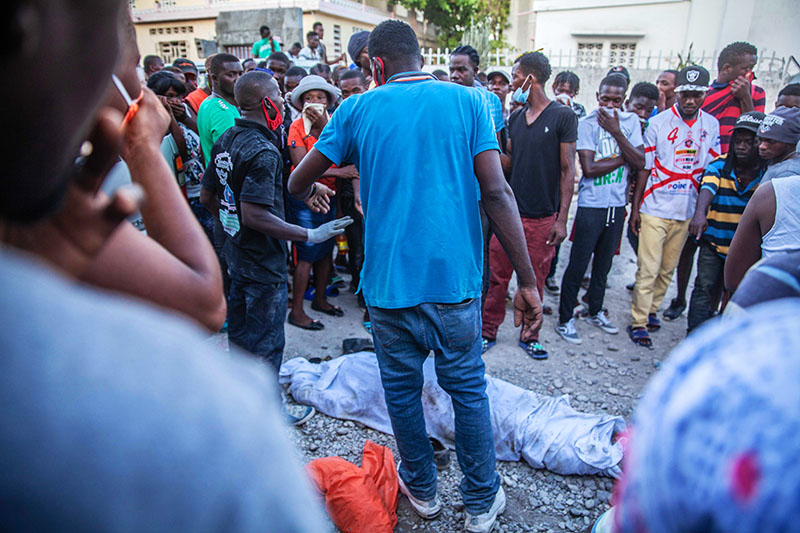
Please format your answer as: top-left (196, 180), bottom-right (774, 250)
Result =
top-left (512, 75), bottom-right (533, 103)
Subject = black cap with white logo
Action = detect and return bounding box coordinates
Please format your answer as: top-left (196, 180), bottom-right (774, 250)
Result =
top-left (675, 65), bottom-right (710, 92)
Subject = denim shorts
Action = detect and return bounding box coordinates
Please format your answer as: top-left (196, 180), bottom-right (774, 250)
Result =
top-left (287, 195), bottom-right (336, 263)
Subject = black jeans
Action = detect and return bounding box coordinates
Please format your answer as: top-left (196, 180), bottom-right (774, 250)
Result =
top-left (228, 277), bottom-right (288, 374)
top-left (687, 241), bottom-right (725, 332)
top-left (339, 194), bottom-right (364, 290)
top-left (212, 218), bottom-right (230, 304)
top-left (558, 206), bottom-right (625, 324)
top-left (547, 244), bottom-right (560, 279)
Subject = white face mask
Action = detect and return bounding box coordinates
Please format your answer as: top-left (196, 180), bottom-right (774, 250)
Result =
top-left (555, 93), bottom-right (573, 108)
top-left (511, 74), bottom-right (533, 104)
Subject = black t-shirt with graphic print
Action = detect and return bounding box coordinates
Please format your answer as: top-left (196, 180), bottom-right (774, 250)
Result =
top-left (202, 118), bottom-right (287, 284)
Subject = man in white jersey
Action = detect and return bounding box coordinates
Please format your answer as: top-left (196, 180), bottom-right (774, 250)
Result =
top-left (628, 66), bottom-right (721, 347)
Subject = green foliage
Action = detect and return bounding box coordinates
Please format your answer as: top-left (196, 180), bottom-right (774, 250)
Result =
top-left (461, 22), bottom-right (490, 69)
top-left (676, 43), bottom-right (698, 69)
top-left (389, 0), bottom-right (483, 48)
top-left (479, 0), bottom-right (510, 49)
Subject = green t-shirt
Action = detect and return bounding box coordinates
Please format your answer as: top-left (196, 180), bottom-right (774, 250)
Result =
top-left (197, 97), bottom-right (241, 165)
top-left (252, 37), bottom-right (280, 58)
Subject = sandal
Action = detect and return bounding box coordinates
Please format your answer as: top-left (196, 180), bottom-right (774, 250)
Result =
top-left (311, 303), bottom-right (344, 317)
top-left (519, 340), bottom-right (548, 360)
top-left (288, 316), bottom-right (325, 330)
top-left (627, 325), bottom-right (652, 348)
top-left (647, 313), bottom-right (661, 332)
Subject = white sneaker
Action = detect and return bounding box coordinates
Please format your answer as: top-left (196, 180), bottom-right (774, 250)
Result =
top-left (464, 485), bottom-right (506, 533)
top-left (586, 311), bottom-right (619, 334)
top-left (398, 465), bottom-right (442, 519)
top-left (555, 318), bottom-right (583, 344)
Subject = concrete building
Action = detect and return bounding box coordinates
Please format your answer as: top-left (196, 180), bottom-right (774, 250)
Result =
top-left (508, 0), bottom-right (798, 71)
top-left (129, 0), bottom-right (436, 65)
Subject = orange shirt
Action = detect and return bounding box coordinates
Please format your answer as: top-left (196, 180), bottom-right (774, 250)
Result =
top-left (288, 117), bottom-right (336, 191)
top-left (185, 88), bottom-right (209, 114)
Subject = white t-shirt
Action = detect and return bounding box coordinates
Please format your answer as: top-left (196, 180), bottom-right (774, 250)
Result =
top-left (640, 105), bottom-right (721, 220)
top-left (576, 108), bottom-right (643, 208)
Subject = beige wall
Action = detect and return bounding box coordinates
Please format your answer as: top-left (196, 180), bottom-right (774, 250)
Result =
top-left (135, 18), bottom-right (216, 64)
top-left (301, 13), bottom-right (376, 64)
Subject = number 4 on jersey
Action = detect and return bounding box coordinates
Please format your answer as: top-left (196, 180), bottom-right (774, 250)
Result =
top-left (667, 127), bottom-right (679, 143)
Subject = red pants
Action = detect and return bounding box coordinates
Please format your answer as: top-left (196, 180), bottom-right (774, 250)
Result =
top-left (482, 215), bottom-right (556, 340)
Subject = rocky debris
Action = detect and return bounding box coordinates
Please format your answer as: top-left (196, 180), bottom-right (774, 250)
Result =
top-left (282, 199), bottom-right (688, 532)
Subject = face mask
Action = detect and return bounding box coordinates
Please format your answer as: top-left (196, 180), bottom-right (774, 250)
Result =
top-left (262, 96), bottom-right (283, 130)
top-left (111, 74), bottom-right (143, 131)
top-left (512, 75), bottom-right (533, 104)
top-left (555, 93), bottom-right (573, 108)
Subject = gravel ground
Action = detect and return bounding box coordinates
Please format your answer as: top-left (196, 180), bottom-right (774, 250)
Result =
top-left (276, 206), bottom-right (690, 532)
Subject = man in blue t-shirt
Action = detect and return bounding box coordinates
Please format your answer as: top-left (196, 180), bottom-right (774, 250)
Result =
top-left (288, 20), bottom-right (542, 533)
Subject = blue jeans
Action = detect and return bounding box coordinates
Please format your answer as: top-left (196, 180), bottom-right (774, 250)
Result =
top-left (368, 299), bottom-right (500, 514)
top-left (228, 277), bottom-right (287, 373)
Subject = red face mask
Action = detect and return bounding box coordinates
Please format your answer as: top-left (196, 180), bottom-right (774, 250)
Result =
top-left (262, 96), bottom-right (283, 130)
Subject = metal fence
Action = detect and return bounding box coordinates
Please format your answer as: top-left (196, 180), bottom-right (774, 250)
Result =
top-left (423, 47), bottom-right (792, 78)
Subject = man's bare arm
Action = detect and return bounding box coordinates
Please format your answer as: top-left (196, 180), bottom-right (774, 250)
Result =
top-left (241, 201), bottom-right (308, 241)
top-left (725, 183), bottom-right (774, 292)
top-left (547, 141), bottom-right (576, 246)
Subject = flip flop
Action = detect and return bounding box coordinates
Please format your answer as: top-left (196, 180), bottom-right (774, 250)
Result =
top-left (519, 340), bottom-right (548, 360)
top-left (311, 303), bottom-right (344, 317)
top-left (288, 316), bottom-right (325, 330)
top-left (628, 325), bottom-right (652, 348)
top-left (647, 313), bottom-right (661, 332)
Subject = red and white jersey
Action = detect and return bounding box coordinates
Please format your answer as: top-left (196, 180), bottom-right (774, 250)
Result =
top-left (640, 105), bottom-right (721, 220)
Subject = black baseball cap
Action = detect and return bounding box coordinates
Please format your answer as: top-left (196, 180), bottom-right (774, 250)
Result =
top-left (607, 65), bottom-right (630, 82)
top-left (733, 111), bottom-right (766, 134)
top-left (676, 65), bottom-right (710, 92)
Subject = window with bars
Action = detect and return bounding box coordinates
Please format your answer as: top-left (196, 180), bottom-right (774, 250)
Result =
top-left (128, 0), bottom-right (136, 9)
top-left (577, 43), bottom-right (603, 68)
top-left (333, 25), bottom-right (342, 56)
top-left (610, 43), bottom-right (636, 67)
top-left (158, 41), bottom-right (188, 63)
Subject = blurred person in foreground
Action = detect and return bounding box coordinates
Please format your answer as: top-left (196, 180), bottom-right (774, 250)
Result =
top-left (288, 20), bottom-right (542, 533)
top-left (592, 299), bottom-right (800, 533)
top-left (0, 0), bottom-right (324, 530)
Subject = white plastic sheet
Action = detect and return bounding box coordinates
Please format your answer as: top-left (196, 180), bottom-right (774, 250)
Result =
top-left (279, 352), bottom-right (625, 477)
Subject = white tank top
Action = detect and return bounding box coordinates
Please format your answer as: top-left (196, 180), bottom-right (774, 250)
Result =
top-left (762, 174), bottom-right (800, 259)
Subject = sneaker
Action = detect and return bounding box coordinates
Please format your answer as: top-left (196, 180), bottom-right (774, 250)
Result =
top-left (544, 276), bottom-right (560, 295)
top-left (555, 318), bottom-right (583, 344)
top-left (282, 404), bottom-right (315, 426)
top-left (397, 464), bottom-right (442, 519)
top-left (586, 311), bottom-right (619, 335)
top-left (465, 485), bottom-right (506, 533)
top-left (663, 298), bottom-right (686, 321)
top-left (481, 337), bottom-right (496, 354)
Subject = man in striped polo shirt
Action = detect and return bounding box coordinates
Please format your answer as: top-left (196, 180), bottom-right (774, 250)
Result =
top-left (686, 111), bottom-right (766, 333)
top-left (662, 41), bottom-right (766, 321)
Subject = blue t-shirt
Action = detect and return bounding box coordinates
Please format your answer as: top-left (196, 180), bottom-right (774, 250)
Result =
top-left (314, 71), bottom-right (499, 308)
top-left (474, 82), bottom-right (505, 133)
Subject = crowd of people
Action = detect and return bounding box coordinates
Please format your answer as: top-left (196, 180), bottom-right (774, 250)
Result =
top-left (3, 0), bottom-right (800, 531)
